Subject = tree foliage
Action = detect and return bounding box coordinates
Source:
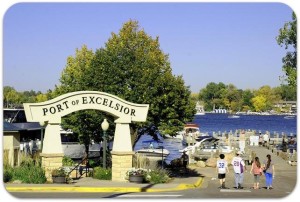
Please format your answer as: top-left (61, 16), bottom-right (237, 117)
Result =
top-left (3, 86), bottom-right (48, 108)
top-left (251, 95), bottom-right (267, 112)
top-left (54, 20), bottom-right (195, 147)
top-left (52, 45), bottom-right (107, 153)
top-left (276, 12), bottom-right (297, 87)
top-left (197, 83), bottom-right (289, 113)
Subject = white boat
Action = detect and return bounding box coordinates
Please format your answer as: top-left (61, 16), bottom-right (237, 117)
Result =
top-left (195, 101), bottom-right (205, 115)
top-left (228, 115), bottom-right (240, 119)
top-left (180, 123), bottom-right (211, 145)
top-left (284, 115), bottom-right (296, 119)
top-left (135, 140), bottom-right (170, 158)
top-left (179, 137), bottom-right (233, 154)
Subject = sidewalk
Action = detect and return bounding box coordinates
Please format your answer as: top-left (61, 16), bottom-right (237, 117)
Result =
top-left (5, 173), bottom-right (203, 193)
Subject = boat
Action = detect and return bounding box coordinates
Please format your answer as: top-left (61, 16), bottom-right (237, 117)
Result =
top-left (179, 137), bottom-right (233, 154)
top-left (179, 137), bottom-right (217, 153)
top-left (284, 115), bottom-right (296, 119)
top-left (179, 123), bottom-right (211, 145)
top-left (195, 102), bottom-right (205, 115)
top-left (228, 115), bottom-right (240, 119)
top-left (135, 140), bottom-right (170, 158)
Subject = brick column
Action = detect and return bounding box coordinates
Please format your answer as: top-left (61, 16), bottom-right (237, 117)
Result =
top-left (111, 151), bottom-right (134, 181)
top-left (40, 153), bottom-right (64, 182)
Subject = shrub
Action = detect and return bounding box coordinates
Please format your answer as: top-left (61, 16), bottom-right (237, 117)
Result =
top-left (62, 156), bottom-right (74, 166)
top-left (146, 168), bottom-right (171, 184)
top-left (92, 167), bottom-right (111, 180)
top-left (88, 159), bottom-right (101, 168)
top-left (51, 167), bottom-right (66, 177)
top-left (3, 167), bottom-right (13, 183)
top-left (5, 154), bottom-right (47, 184)
top-left (11, 164), bottom-right (47, 184)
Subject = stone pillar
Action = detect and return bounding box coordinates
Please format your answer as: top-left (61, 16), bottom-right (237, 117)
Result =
top-left (40, 119), bottom-right (64, 182)
top-left (41, 153), bottom-right (64, 182)
top-left (111, 151), bottom-right (134, 181)
top-left (111, 119), bottom-right (134, 181)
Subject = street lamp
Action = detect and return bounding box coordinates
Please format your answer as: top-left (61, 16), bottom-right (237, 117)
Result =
top-left (101, 119), bottom-right (109, 169)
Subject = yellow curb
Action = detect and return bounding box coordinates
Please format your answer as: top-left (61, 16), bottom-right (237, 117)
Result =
top-left (6, 177), bottom-right (203, 193)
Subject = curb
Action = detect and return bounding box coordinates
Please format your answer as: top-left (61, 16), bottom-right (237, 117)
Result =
top-left (6, 177), bottom-right (204, 193)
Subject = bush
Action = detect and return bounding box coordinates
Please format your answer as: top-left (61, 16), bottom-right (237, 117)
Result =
top-left (3, 167), bottom-right (13, 183)
top-left (4, 154), bottom-right (47, 184)
top-left (51, 167), bottom-right (66, 177)
top-left (146, 168), bottom-right (171, 184)
top-left (92, 167), bottom-right (112, 180)
top-left (88, 159), bottom-right (101, 168)
top-left (11, 165), bottom-right (47, 184)
top-left (62, 156), bottom-right (74, 166)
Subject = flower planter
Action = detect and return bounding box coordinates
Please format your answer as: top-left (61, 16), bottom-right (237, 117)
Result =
top-left (129, 175), bottom-right (144, 183)
top-left (52, 176), bottom-right (66, 184)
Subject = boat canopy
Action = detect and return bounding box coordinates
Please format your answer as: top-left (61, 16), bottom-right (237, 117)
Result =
top-left (185, 123), bottom-right (200, 128)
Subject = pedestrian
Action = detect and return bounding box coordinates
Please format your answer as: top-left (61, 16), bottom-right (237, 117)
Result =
top-left (181, 151), bottom-right (189, 174)
top-left (259, 134), bottom-right (263, 147)
top-left (263, 133), bottom-right (269, 147)
top-left (262, 154), bottom-right (275, 189)
top-left (79, 153), bottom-right (88, 176)
top-left (250, 157), bottom-right (262, 189)
top-left (216, 154), bottom-right (229, 189)
top-left (231, 151), bottom-right (246, 189)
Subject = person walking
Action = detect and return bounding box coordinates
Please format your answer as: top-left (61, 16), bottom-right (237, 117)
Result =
top-left (250, 157), bottom-right (262, 189)
top-left (181, 151), bottom-right (189, 174)
top-left (263, 154), bottom-right (275, 189)
top-left (231, 151), bottom-right (246, 189)
top-left (216, 154), bottom-right (229, 189)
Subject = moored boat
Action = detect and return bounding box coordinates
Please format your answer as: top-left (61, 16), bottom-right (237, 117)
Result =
top-left (179, 123), bottom-right (211, 145)
top-left (179, 137), bottom-right (233, 154)
top-left (135, 140), bottom-right (170, 158)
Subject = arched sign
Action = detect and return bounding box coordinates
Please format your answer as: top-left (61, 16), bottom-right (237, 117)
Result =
top-left (24, 91), bottom-right (149, 123)
top-left (23, 91), bottom-right (149, 182)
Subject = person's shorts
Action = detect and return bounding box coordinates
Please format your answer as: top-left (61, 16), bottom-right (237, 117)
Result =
top-left (254, 174), bottom-right (260, 183)
top-left (218, 173), bottom-right (226, 179)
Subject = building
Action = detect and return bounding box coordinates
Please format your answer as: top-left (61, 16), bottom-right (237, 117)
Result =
top-left (274, 101), bottom-right (297, 113)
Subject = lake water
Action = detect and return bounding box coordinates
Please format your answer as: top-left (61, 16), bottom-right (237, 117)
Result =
top-left (134, 114), bottom-right (297, 164)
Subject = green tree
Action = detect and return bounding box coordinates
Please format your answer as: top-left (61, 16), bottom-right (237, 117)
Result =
top-left (276, 12), bottom-right (297, 87)
top-left (36, 93), bottom-right (48, 102)
top-left (53, 45), bottom-right (103, 155)
top-left (276, 84), bottom-right (296, 101)
top-left (3, 86), bottom-right (21, 108)
top-left (55, 20), bottom-right (195, 148)
top-left (251, 95), bottom-right (267, 112)
top-left (241, 89), bottom-right (254, 111)
top-left (198, 82), bottom-right (226, 111)
top-left (220, 84), bottom-right (242, 112)
top-left (86, 20), bottom-right (195, 143)
top-left (255, 85), bottom-right (281, 110)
